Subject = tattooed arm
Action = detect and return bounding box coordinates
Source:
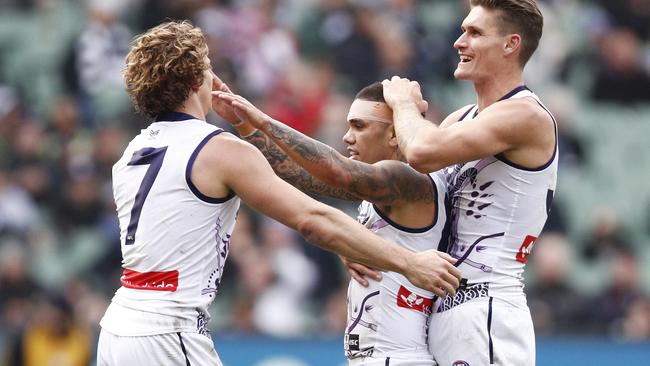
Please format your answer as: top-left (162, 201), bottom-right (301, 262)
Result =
top-left (262, 123), bottom-right (434, 206)
top-left (217, 92), bottom-right (434, 207)
top-left (243, 129), bottom-right (361, 201)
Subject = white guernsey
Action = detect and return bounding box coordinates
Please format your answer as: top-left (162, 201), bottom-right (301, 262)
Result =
top-left (346, 171), bottom-right (447, 366)
top-left (101, 113), bottom-right (237, 338)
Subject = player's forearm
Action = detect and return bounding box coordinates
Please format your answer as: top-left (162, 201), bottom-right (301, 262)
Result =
top-left (392, 101), bottom-right (444, 173)
top-left (297, 206), bottom-right (410, 274)
top-left (243, 129), bottom-right (359, 201)
top-left (262, 119), bottom-right (351, 187)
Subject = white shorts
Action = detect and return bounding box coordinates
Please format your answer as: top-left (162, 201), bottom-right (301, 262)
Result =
top-left (97, 328), bottom-right (222, 366)
top-left (349, 357), bottom-right (436, 366)
top-left (429, 296), bottom-right (535, 366)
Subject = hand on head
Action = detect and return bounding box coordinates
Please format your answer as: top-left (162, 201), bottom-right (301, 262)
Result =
top-left (382, 76), bottom-right (428, 115)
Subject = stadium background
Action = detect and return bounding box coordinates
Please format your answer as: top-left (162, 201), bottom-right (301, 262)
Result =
top-left (0, 0), bottom-right (649, 365)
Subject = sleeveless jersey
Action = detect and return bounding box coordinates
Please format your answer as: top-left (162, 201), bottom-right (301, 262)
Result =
top-left (344, 171), bottom-right (447, 360)
top-left (441, 85), bottom-right (558, 297)
top-left (100, 112), bottom-right (240, 337)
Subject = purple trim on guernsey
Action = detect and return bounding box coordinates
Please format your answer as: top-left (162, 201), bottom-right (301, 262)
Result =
top-left (487, 297), bottom-right (494, 364)
top-left (494, 97), bottom-right (558, 172)
top-left (458, 85), bottom-right (529, 123)
top-left (177, 333), bottom-right (191, 366)
top-left (370, 174), bottom-right (439, 233)
top-left (459, 105), bottom-right (476, 121)
top-left (185, 130), bottom-right (237, 203)
top-left (155, 111), bottom-right (200, 122)
top-left (385, 357), bottom-right (390, 366)
top-left (498, 85), bottom-right (530, 101)
top-left (459, 85), bottom-right (557, 172)
top-left (546, 189), bottom-right (554, 215)
top-left (347, 290), bottom-right (380, 333)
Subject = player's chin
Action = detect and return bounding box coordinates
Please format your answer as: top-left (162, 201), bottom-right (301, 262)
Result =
top-left (453, 68), bottom-right (471, 80)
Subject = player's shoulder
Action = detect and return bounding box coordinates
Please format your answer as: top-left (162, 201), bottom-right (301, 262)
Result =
top-left (495, 97), bottom-right (550, 121)
top-left (451, 104), bottom-right (476, 118)
top-left (198, 131), bottom-right (265, 169)
top-left (481, 97), bottom-right (553, 135)
top-left (441, 104), bottom-right (475, 127)
top-left (200, 131), bottom-right (254, 155)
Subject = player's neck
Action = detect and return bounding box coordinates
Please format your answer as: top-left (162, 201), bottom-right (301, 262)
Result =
top-left (177, 94), bottom-right (208, 122)
top-left (473, 70), bottom-right (524, 112)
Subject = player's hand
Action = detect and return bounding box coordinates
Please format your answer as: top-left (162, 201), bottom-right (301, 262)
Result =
top-left (339, 255), bottom-right (382, 287)
top-left (210, 71), bottom-right (240, 124)
top-left (403, 250), bottom-right (461, 298)
top-left (382, 76), bottom-right (428, 114)
top-left (214, 92), bottom-right (271, 130)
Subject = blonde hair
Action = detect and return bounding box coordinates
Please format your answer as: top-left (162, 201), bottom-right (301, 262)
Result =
top-left (124, 21), bottom-right (209, 117)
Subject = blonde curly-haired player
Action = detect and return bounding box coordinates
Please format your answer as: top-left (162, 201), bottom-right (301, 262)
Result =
top-left (96, 21), bottom-right (461, 366)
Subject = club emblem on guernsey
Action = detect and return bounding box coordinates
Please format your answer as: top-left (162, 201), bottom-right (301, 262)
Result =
top-left (516, 235), bottom-right (537, 263)
top-left (396, 286), bottom-right (433, 315)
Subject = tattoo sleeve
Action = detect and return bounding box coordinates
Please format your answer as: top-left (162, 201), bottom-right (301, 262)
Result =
top-left (258, 122), bottom-right (435, 206)
top-left (244, 130), bottom-right (360, 201)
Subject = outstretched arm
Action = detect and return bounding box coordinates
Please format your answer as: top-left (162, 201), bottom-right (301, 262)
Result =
top-left (193, 133), bottom-right (461, 297)
top-left (243, 129), bottom-right (361, 201)
top-left (216, 92), bottom-right (434, 207)
top-left (211, 86), bottom-right (358, 201)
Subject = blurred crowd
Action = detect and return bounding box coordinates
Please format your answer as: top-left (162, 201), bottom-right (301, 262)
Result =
top-left (1, 0), bottom-right (650, 364)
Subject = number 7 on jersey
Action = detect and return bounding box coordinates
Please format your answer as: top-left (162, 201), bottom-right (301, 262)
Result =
top-left (125, 147), bottom-right (168, 245)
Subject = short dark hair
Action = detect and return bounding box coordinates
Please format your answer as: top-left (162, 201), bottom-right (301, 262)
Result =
top-left (355, 81), bottom-right (385, 103)
top-left (470, 0), bottom-right (543, 67)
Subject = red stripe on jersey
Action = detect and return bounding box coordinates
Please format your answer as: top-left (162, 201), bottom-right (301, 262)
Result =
top-left (121, 269), bottom-right (179, 292)
top-left (397, 285), bottom-right (433, 315)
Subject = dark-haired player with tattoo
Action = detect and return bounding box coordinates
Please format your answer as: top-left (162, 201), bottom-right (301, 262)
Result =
top-left (216, 82), bottom-right (450, 366)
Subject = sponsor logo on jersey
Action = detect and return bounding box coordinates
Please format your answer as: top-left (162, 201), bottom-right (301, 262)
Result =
top-left (344, 333), bottom-right (360, 351)
top-left (516, 235), bottom-right (537, 263)
top-left (396, 285), bottom-right (433, 315)
top-left (120, 268), bottom-right (179, 291)
top-left (148, 129), bottom-right (160, 139)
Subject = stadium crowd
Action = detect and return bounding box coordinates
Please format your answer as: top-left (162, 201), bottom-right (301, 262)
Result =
top-left (1, 0), bottom-right (650, 364)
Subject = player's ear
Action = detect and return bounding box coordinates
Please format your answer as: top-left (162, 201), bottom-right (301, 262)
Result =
top-left (388, 126), bottom-right (399, 148)
top-left (504, 34), bottom-right (521, 57)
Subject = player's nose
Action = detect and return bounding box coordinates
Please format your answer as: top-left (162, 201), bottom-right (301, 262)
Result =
top-left (453, 33), bottom-right (467, 50)
top-left (342, 128), bottom-right (354, 144)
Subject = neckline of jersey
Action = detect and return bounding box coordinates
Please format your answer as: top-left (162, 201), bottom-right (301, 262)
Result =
top-left (154, 112), bottom-right (200, 122)
top-left (498, 85), bottom-right (530, 101)
top-left (472, 85), bottom-right (530, 118)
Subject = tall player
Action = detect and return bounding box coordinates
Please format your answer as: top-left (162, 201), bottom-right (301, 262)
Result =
top-left (216, 81), bottom-right (447, 365)
top-left (382, 0), bottom-right (556, 365)
top-left (96, 21), bottom-right (461, 366)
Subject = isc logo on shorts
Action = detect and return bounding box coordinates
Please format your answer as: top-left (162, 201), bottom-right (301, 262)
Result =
top-left (344, 333), bottom-right (360, 351)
